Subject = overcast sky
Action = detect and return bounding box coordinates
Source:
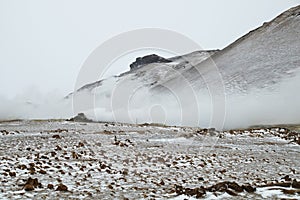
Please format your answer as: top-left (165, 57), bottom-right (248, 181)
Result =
top-left (0, 0), bottom-right (299, 98)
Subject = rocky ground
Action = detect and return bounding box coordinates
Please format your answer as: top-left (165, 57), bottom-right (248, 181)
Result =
top-left (0, 120), bottom-right (299, 199)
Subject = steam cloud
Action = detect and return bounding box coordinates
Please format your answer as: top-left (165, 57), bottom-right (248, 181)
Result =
top-left (1, 71), bottom-right (299, 130)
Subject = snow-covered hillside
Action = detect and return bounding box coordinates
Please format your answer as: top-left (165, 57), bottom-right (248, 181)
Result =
top-left (69, 5), bottom-right (300, 129)
top-left (161, 5), bottom-right (300, 94)
top-left (67, 50), bottom-right (218, 97)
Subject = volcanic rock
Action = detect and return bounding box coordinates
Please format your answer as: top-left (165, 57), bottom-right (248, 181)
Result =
top-left (47, 184), bottom-right (54, 189)
top-left (129, 54), bottom-right (172, 70)
top-left (68, 113), bottom-right (93, 122)
top-left (56, 184), bottom-right (68, 191)
top-left (23, 177), bottom-right (41, 191)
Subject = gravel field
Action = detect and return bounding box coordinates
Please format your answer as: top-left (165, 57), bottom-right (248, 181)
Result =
top-left (0, 120), bottom-right (299, 199)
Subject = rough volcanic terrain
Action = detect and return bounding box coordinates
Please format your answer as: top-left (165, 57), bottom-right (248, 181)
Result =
top-left (0, 120), bottom-right (299, 199)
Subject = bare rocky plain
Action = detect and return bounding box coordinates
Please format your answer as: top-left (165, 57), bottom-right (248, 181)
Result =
top-left (0, 120), bottom-right (299, 199)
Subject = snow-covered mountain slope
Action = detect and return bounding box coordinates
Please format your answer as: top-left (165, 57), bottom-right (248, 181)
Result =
top-left (157, 5), bottom-right (300, 94)
top-left (66, 50), bottom-right (218, 98)
top-left (69, 5), bottom-right (300, 129)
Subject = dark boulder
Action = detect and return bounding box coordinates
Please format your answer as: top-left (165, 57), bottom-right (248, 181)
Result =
top-left (209, 182), bottom-right (227, 192)
top-left (23, 177), bottom-right (41, 191)
top-left (52, 134), bottom-right (61, 139)
top-left (47, 184), bottom-right (54, 189)
top-left (9, 171), bottom-right (16, 177)
top-left (227, 182), bottom-right (243, 192)
top-left (292, 179), bottom-right (300, 189)
top-left (56, 183), bottom-right (68, 191)
top-left (24, 184), bottom-right (34, 191)
top-left (242, 184), bottom-right (256, 193)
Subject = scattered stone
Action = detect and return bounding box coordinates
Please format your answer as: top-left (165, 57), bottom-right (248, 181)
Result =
top-left (28, 165), bottom-right (35, 175)
top-left (0, 130), bottom-right (9, 135)
top-left (50, 151), bottom-right (56, 157)
top-left (47, 184), bottom-right (54, 189)
top-left (24, 184), bottom-right (34, 191)
top-left (23, 177), bottom-right (41, 191)
top-left (1, 120), bottom-right (300, 199)
top-left (72, 151), bottom-right (78, 159)
top-left (113, 136), bottom-right (133, 147)
top-left (56, 184), bottom-right (68, 191)
top-left (39, 170), bottom-right (46, 174)
top-left (9, 171), bottom-right (16, 177)
top-left (52, 134), bottom-right (61, 139)
top-left (108, 184), bottom-right (113, 190)
top-left (41, 155), bottom-right (48, 159)
top-left (17, 164), bottom-right (27, 170)
top-left (282, 175), bottom-right (292, 181)
top-left (292, 180), bottom-right (300, 189)
top-left (103, 130), bottom-right (112, 134)
top-left (125, 139), bottom-right (133, 144)
top-left (55, 145), bottom-right (62, 151)
top-left (78, 142), bottom-right (85, 147)
top-left (29, 163), bottom-right (35, 168)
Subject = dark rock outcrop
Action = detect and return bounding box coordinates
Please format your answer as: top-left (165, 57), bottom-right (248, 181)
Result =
top-left (242, 184), bottom-right (256, 193)
top-left (67, 113), bottom-right (93, 123)
top-left (174, 181), bottom-right (256, 198)
top-left (130, 54), bottom-right (172, 70)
